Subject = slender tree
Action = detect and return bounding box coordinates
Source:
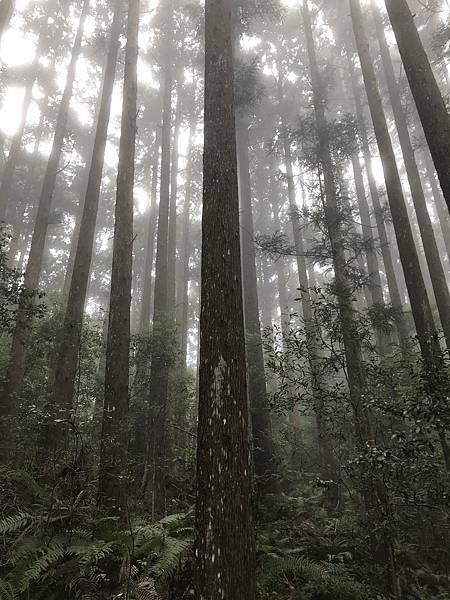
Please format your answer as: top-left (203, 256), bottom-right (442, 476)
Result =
top-left (98, 0), bottom-right (139, 515)
top-left (236, 114), bottom-right (276, 486)
top-left (372, 0), bottom-right (450, 350)
top-left (51, 0), bottom-right (122, 420)
top-left (2, 0), bottom-right (90, 405)
top-left (383, 0), bottom-right (450, 215)
top-left (196, 0), bottom-right (256, 596)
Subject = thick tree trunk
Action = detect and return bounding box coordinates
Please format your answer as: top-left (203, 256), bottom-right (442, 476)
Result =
top-left (236, 115), bottom-right (276, 487)
top-left (2, 0), bottom-right (90, 406)
top-left (196, 0), bottom-right (256, 596)
top-left (50, 0), bottom-right (122, 420)
top-left (383, 0), bottom-right (450, 215)
top-left (97, 0), bottom-right (139, 516)
top-left (372, 1), bottom-right (450, 350)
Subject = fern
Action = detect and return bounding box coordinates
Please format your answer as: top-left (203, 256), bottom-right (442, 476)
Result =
top-left (0, 512), bottom-right (34, 535)
top-left (12, 538), bottom-right (66, 592)
top-left (0, 579), bottom-right (17, 600)
top-left (151, 537), bottom-right (192, 582)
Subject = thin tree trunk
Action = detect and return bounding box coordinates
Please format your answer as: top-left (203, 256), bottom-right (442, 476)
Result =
top-left (383, 0), bottom-right (450, 215)
top-left (0, 51), bottom-right (40, 223)
top-left (0, 0), bottom-right (13, 39)
top-left (350, 0), bottom-right (442, 370)
top-left (196, 0), bottom-right (256, 594)
top-left (2, 0), bottom-right (90, 406)
top-left (145, 0), bottom-right (174, 516)
top-left (343, 38), bottom-right (410, 351)
top-left (236, 115), bottom-right (276, 487)
top-left (139, 129), bottom-right (160, 332)
top-left (167, 77), bottom-right (183, 314)
top-left (97, 0), bottom-right (139, 516)
top-left (50, 0), bottom-right (122, 421)
top-left (372, 1), bottom-right (450, 350)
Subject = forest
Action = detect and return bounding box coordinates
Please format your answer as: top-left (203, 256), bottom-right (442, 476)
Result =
top-left (0, 0), bottom-right (449, 597)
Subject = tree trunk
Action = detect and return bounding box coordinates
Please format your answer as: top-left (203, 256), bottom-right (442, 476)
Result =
top-left (196, 0), bottom-right (256, 596)
top-left (167, 77), bottom-right (183, 314)
top-left (2, 0), bottom-right (90, 406)
top-left (97, 0), bottom-right (139, 516)
top-left (145, 0), bottom-right (174, 517)
top-left (350, 0), bottom-right (442, 371)
top-left (342, 37), bottom-right (410, 351)
top-left (0, 52), bottom-right (40, 223)
top-left (372, 0), bottom-right (450, 350)
top-left (139, 129), bottom-right (160, 332)
top-left (0, 0), bottom-right (13, 39)
top-left (236, 115), bottom-right (276, 488)
top-left (50, 0), bottom-right (122, 421)
top-left (383, 0), bottom-right (450, 215)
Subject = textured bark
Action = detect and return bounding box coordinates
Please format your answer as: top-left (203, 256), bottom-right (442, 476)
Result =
top-left (145, 0), bottom-right (174, 516)
top-left (383, 0), bottom-right (450, 215)
top-left (196, 0), bottom-right (256, 596)
top-left (139, 130), bottom-right (160, 333)
top-left (98, 0), bottom-right (139, 515)
top-left (236, 115), bottom-right (276, 486)
top-left (343, 37), bottom-right (410, 351)
top-left (350, 0), bottom-right (441, 371)
top-left (372, 1), bottom-right (450, 351)
top-left (2, 0), bottom-right (90, 406)
top-left (51, 1), bottom-right (122, 418)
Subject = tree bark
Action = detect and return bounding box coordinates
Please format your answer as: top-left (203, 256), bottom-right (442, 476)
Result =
top-left (196, 0), bottom-right (256, 596)
top-left (383, 0), bottom-right (450, 216)
top-left (97, 0), bottom-right (139, 516)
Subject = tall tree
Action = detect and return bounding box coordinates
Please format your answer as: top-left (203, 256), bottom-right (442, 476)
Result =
top-left (349, 0), bottom-right (442, 370)
top-left (383, 0), bottom-right (450, 215)
top-left (50, 0), bottom-right (122, 422)
top-left (144, 0), bottom-right (174, 516)
top-left (196, 0), bottom-right (256, 596)
top-left (236, 115), bottom-right (276, 486)
top-left (2, 0), bottom-right (90, 405)
top-left (98, 0), bottom-right (139, 515)
top-left (0, 0), bottom-right (13, 39)
top-left (372, 0), bottom-right (450, 350)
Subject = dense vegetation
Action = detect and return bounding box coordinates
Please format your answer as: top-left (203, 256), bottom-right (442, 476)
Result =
top-left (0, 0), bottom-right (449, 598)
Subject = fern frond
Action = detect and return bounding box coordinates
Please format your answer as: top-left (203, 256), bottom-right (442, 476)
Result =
top-left (0, 579), bottom-right (17, 600)
top-left (0, 512), bottom-right (34, 535)
top-left (151, 537), bottom-right (192, 582)
top-left (13, 538), bottom-right (66, 592)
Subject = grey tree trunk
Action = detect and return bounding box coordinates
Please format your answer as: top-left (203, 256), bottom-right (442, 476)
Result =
top-left (2, 0), bottom-right (91, 406)
top-left (98, 0), bottom-right (139, 516)
top-left (372, 0), bottom-right (450, 350)
top-left (236, 115), bottom-right (277, 488)
top-left (139, 129), bottom-right (160, 333)
top-left (383, 0), bottom-right (450, 215)
top-left (50, 0), bottom-right (122, 421)
top-left (196, 0), bottom-right (256, 595)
